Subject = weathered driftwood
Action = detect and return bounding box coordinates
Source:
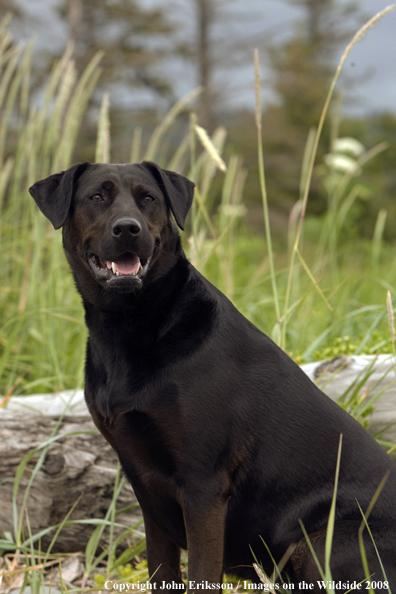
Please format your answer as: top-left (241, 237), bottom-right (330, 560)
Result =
top-left (0, 390), bottom-right (143, 553)
top-left (1, 354), bottom-right (396, 552)
top-left (302, 354), bottom-right (396, 447)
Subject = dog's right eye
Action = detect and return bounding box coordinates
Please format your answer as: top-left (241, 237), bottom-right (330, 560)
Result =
top-left (90, 194), bottom-right (103, 202)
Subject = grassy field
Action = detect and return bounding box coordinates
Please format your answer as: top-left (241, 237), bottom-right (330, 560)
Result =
top-left (2, 105), bottom-right (396, 397)
top-left (0, 7), bottom-right (395, 592)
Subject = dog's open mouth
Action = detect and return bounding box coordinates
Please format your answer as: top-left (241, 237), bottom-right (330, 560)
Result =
top-left (88, 252), bottom-right (151, 282)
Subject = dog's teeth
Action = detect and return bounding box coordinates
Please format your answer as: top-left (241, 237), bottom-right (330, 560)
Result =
top-left (109, 260), bottom-right (141, 277)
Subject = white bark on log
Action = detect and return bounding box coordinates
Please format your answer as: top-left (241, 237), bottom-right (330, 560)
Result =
top-left (1, 354), bottom-right (395, 552)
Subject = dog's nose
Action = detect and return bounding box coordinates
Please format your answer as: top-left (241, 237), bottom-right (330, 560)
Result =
top-left (112, 218), bottom-right (142, 238)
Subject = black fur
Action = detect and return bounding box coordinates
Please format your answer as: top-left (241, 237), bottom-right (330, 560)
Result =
top-left (30, 162), bottom-right (396, 592)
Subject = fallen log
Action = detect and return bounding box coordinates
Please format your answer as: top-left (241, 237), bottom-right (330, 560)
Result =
top-left (1, 354), bottom-right (395, 552)
top-left (0, 390), bottom-right (143, 553)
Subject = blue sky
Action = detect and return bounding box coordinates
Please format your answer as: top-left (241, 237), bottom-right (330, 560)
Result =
top-left (16, 0), bottom-right (396, 116)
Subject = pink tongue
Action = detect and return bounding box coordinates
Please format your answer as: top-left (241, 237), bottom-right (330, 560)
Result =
top-left (107, 253), bottom-right (140, 275)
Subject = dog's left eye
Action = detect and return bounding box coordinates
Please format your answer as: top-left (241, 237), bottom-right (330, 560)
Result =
top-left (143, 196), bottom-right (154, 204)
top-left (91, 194), bottom-right (103, 202)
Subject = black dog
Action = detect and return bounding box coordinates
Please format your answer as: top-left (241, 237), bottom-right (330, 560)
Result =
top-left (30, 162), bottom-right (396, 592)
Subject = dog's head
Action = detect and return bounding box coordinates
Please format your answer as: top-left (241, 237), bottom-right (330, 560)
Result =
top-left (29, 162), bottom-right (195, 300)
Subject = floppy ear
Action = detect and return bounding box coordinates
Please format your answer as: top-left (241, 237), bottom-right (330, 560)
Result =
top-left (143, 161), bottom-right (195, 230)
top-left (29, 162), bottom-right (89, 229)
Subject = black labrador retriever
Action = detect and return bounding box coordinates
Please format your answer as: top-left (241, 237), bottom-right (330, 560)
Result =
top-left (30, 162), bottom-right (396, 592)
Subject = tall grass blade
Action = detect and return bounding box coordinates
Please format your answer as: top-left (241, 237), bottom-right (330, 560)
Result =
top-left (42, 58), bottom-right (77, 166)
top-left (144, 87), bottom-right (203, 162)
top-left (130, 125), bottom-right (142, 163)
top-left (300, 127), bottom-right (317, 202)
top-left (355, 310), bottom-right (386, 355)
top-left (298, 521), bottom-right (327, 584)
top-left (324, 435), bottom-right (342, 576)
top-left (296, 249), bottom-right (333, 311)
top-left (357, 505), bottom-right (391, 594)
top-left (0, 43), bottom-right (23, 111)
top-left (167, 131), bottom-right (190, 172)
top-left (44, 494), bottom-right (84, 561)
top-left (372, 209), bottom-right (387, 269)
top-left (0, 45), bottom-right (25, 167)
top-left (96, 92), bottom-right (111, 163)
top-left (54, 51), bottom-right (103, 170)
top-left (387, 291), bottom-right (395, 354)
top-left (357, 472), bottom-right (390, 594)
top-left (254, 49), bottom-right (280, 342)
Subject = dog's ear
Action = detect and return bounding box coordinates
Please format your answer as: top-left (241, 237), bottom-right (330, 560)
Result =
top-left (143, 161), bottom-right (195, 230)
top-left (29, 162), bottom-right (89, 229)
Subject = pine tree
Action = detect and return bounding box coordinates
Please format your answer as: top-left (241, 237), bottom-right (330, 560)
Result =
top-left (269, 0), bottom-right (361, 128)
top-left (56, 0), bottom-right (179, 99)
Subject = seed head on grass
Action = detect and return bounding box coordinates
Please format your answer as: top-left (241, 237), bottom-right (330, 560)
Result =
top-left (194, 124), bottom-right (227, 172)
top-left (343, 6), bottom-right (395, 61)
top-left (253, 563), bottom-right (276, 594)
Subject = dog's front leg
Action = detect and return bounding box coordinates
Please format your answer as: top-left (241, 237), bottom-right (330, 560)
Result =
top-left (183, 495), bottom-right (228, 593)
top-left (143, 510), bottom-right (186, 591)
